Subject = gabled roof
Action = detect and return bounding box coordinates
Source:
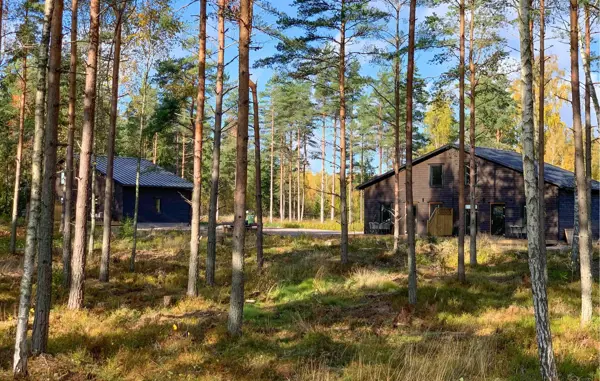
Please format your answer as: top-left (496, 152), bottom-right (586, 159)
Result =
top-left (95, 156), bottom-right (193, 189)
top-left (356, 144), bottom-right (600, 191)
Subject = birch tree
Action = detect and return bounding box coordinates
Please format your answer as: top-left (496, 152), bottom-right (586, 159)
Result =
top-left (518, 0), bottom-right (558, 377)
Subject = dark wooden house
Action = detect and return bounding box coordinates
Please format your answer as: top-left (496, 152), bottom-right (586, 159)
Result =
top-left (57, 156), bottom-right (193, 223)
top-left (356, 144), bottom-right (600, 241)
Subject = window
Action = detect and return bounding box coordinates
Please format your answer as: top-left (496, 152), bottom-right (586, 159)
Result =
top-left (429, 165), bottom-right (443, 187)
top-left (429, 202), bottom-right (442, 217)
top-left (60, 171), bottom-right (66, 185)
top-left (521, 204), bottom-right (527, 225)
top-left (155, 198), bottom-right (162, 214)
top-left (380, 203), bottom-right (393, 223)
top-left (465, 164), bottom-right (478, 186)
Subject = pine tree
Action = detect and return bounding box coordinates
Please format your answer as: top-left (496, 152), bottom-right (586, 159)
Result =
top-left (228, 0), bottom-right (252, 336)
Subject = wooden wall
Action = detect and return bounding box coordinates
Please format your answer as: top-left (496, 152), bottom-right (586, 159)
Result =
top-left (362, 147), bottom-right (567, 240)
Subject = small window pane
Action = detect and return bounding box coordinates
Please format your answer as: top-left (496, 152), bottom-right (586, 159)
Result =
top-left (430, 165), bottom-right (443, 187)
top-left (155, 198), bottom-right (161, 214)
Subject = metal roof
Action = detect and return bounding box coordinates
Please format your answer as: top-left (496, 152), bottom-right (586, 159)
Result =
top-left (95, 156), bottom-right (194, 189)
top-left (356, 144), bottom-right (599, 191)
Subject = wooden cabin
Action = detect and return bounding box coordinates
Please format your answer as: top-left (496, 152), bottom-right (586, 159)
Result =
top-left (356, 144), bottom-right (600, 241)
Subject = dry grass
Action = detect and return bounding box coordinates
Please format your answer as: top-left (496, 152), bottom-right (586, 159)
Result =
top-left (0, 225), bottom-right (598, 381)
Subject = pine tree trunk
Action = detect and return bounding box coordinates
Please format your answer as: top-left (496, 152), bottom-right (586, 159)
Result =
top-left (570, 0), bottom-right (592, 325)
top-left (468, 3), bottom-right (477, 266)
top-left (206, 0), bottom-right (226, 287)
top-left (296, 128), bottom-right (301, 221)
top-left (393, 2), bottom-right (401, 254)
top-left (270, 97), bottom-right (274, 223)
top-left (130, 71), bottom-right (149, 273)
top-left (288, 132), bottom-right (292, 221)
top-left (228, 0), bottom-right (252, 336)
top-left (188, 0), bottom-right (207, 297)
top-left (378, 103), bottom-right (382, 175)
top-left (279, 133), bottom-right (284, 219)
top-left (68, 0), bottom-right (100, 310)
top-left (62, 0), bottom-right (77, 287)
top-left (580, 20), bottom-right (599, 130)
top-left (13, 0), bottom-right (54, 373)
top-left (31, 0), bottom-right (63, 354)
top-left (338, 0), bottom-right (348, 264)
top-left (181, 135), bottom-right (186, 178)
top-left (583, 4), bottom-right (592, 262)
top-left (331, 116), bottom-right (337, 221)
top-left (457, 0), bottom-right (466, 283)
top-left (520, 0), bottom-right (559, 377)
top-left (152, 133), bottom-right (157, 164)
top-left (320, 112), bottom-right (326, 223)
top-left (88, 155), bottom-right (96, 257)
top-left (10, 49), bottom-right (27, 255)
top-left (406, 0), bottom-right (417, 305)
top-left (100, 5), bottom-right (124, 282)
top-left (250, 79), bottom-right (263, 270)
top-left (349, 131), bottom-right (353, 226)
top-left (538, 0), bottom-right (547, 278)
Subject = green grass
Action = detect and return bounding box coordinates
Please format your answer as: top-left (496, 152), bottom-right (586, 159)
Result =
top-left (264, 218), bottom-right (363, 231)
top-left (0, 224), bottom-right (598, 380)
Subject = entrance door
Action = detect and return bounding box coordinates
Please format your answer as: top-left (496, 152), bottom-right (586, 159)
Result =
top-left (491, 204), bottom-right (505, 236)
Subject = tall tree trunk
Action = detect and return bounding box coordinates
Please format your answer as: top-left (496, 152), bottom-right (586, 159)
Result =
top-left (520, 0), bottom-right (559, 377)
top-left (13, 0), bottom-right (54, 373)
top-left (152, 133), bottom-right (157, 163)
top-left (331, 116), bottom-right (337, 221)
top-left (130, 71), bottom-right (148, 272)
top-left (302, 135), bottom-right (307, 221)
top-left (320, 112), bottom-right (326, 223)
top-left (468, 2), bottom-right (477, 265)
top-left (250, 79), bottom-right (263, 270)
top-left (296, 127), bottom-right (301, 221)
top-left (288, 131), bottom-right (292, 221)
top-left (457, 0), bottom-right (466, 283)
top-left (206, 0), bottom-right (226, 287)
top-left (270, 97), bottom-right (274, 223)
top-left (349, 130), bottom-right (353, 226)
top-left (279, 132), bottom-right (284, 219)
top-left (393, 2), bottom-right (401, 254)
top-left (63, 0), bottom-right (78, 287)
top-left (228, 0), bottom-right (252, 336)
top-left (580, 14), bottom-right (599, 130)
top-left (188, 0), bottom-right (207, 297)
top-left (538, 0), bottom-right (547, 278)
top-left (339, 0), bottom-right (348, 264)
top-left (406, 0), bottom-right (417, 305)
top-left (570, 0), bottom-right (592, 325)
top-left (100, 4), bottom-right (124, 282)
top-left (583, 4), bottom-right (592, 263)
top-left (68, 0), bottom-right (100, 310)
top-left (181, 135), bottom-right (186, 178)
top-left (378, 103), bottom-right (383, 175)
top-left (10, 47), bottom-right (27, 254)
top-left (176, 132), bottom-right (180, 176)
top-left (360, 135), bottom-right (364, 223)
top-left (88, 154), bottom-right (96, 257)
top-left (31, 0), bottom-right (62, 354)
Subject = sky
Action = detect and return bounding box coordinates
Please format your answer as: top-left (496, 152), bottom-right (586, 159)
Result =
top-left (172, 0), bottom-right (599, 174)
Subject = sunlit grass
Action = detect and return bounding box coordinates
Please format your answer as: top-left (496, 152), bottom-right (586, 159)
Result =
top-left (0, 222), bottom-right (598, 380)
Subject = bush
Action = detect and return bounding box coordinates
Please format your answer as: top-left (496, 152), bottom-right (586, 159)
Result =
top-left (119, 217), bottom-right (135, 238)
top-left (283, 222), bottom-right (301, 228)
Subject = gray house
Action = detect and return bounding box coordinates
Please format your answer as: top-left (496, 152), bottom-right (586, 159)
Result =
top-left (356, 144), bottom-right (599, 241)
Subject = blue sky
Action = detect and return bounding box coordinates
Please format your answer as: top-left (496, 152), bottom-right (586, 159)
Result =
top-left (172, 0), bottom-right (598, 174)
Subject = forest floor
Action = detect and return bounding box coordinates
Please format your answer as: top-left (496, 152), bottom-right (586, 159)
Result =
top-left (0, 223), bottom-right (598, 380)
